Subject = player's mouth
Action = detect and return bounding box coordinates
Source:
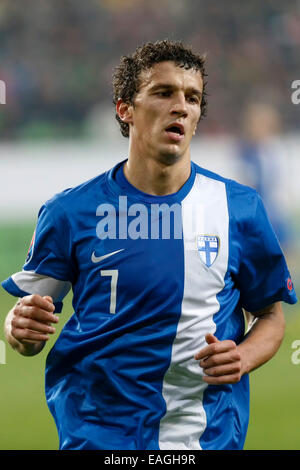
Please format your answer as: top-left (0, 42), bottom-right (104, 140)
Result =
top-left (165, 123), bottom-right (185, 142)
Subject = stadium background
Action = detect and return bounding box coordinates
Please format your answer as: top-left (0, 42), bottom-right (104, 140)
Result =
top-left (0, 0), bottom-right (299, 450)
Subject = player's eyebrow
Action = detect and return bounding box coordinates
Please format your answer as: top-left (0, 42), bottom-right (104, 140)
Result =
top-left (149, 83), bottom-right (202, 98)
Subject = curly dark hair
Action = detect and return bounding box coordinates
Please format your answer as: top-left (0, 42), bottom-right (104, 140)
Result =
top-left (112, 39), bottom-right (207, 138)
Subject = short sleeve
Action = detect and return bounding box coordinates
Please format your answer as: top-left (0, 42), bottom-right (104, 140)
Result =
top-left (1, 201), bottom-right (75, 313)
top-left (234, 192), bottom-right (297, 312)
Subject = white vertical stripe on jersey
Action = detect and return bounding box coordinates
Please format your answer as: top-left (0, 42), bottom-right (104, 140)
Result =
top-left (159, 173), bottom-right (229, 450)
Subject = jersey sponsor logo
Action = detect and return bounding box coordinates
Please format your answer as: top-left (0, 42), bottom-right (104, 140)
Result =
top-left (197, 235), bottom-right (219, 267)
top-left (25, 230), bottom-right (36, 264)
top-left (91, 248), bottom-right (124, 264)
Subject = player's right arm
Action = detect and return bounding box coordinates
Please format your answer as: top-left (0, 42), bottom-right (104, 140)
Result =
top-left (4, 294), bottom-right (59, 356)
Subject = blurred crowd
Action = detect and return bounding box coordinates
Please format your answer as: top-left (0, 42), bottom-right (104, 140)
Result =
top-left (0, 0), bottom-right (300, 139)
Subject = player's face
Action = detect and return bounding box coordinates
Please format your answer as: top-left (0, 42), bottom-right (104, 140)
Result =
top-left (124, 61), bottom-right (203, 164)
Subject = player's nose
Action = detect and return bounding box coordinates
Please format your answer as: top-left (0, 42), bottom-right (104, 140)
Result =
top-left (170, 92), bottom-right (188, 117)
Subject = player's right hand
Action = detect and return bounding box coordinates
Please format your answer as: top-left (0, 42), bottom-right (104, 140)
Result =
top-left (11, 294), bottom-right (59, 344)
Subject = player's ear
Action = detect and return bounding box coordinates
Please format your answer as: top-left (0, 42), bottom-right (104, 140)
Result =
top-left (116, 99), bottom-right (133, 125)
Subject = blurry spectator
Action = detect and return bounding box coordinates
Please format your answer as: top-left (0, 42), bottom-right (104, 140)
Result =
top-left (236, 102), bottom-right (293, 251)
top-left (0, 0), bottom-right (299, 138)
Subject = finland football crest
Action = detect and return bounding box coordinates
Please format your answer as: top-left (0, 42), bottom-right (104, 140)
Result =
top-left (197, 235), bottom-right (219, 267)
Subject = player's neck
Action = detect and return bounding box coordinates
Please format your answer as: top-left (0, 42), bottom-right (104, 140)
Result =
top-left (124, 151), bottom-right (191, 196)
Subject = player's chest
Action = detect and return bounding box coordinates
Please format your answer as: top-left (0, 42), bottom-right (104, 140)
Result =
top-left (71, 194), bottom-right (230, 297)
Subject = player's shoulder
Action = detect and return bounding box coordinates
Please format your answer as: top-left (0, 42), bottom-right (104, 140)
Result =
top-left (43, 170), bottom-right (108, 215)
top-left (192, 161), bottom-right (261, 217)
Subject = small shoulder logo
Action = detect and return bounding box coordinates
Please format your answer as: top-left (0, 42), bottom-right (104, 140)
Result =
top-left (25, 230), bottom-right (36, 264)
top-left (197, 235), bottom-right (219, 267)
top-left (287, 277), bottom-right (294, 292)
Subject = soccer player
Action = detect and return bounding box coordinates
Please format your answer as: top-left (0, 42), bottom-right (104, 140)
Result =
top-left (2, 40), bottom-right (297, 450)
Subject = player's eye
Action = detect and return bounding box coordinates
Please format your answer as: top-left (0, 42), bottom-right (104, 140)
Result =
top-left (156, 90), bottom-right (172, 97)
top-left (188, 96), bottom-right (200, 104)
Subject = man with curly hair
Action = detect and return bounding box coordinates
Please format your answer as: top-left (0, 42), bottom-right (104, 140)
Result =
top-left (2, 40), bottom-right (297, 450)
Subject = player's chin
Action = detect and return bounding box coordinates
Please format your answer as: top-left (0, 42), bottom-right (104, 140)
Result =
top-left (158, 144), bottom-right (186, 165)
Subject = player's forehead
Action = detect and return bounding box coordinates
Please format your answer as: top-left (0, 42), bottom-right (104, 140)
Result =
top-left (137, 61), bottom-right (203, 94)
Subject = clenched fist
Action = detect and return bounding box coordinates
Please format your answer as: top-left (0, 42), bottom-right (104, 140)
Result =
top-left (6, 294), bottom-right (59, 356)
top-left (194, 333), bottom-right (243, 385)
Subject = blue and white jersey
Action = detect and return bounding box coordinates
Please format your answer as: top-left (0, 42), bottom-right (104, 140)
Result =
top-left (2, 160), bottom-right (297, 450)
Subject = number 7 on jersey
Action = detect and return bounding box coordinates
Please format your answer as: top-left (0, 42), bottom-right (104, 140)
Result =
top-left (100, 269), bottom-right (119, 314)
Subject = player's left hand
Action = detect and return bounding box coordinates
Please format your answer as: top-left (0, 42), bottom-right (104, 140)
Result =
top-left (194, 333), bottom-right (243, 385)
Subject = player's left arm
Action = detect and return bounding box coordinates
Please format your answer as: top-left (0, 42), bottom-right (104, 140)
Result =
top-left (194, 301), bottom-right (285, 385)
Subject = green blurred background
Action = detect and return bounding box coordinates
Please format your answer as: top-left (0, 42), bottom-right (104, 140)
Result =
top-left (1, 0), bottom-right (300, 450)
